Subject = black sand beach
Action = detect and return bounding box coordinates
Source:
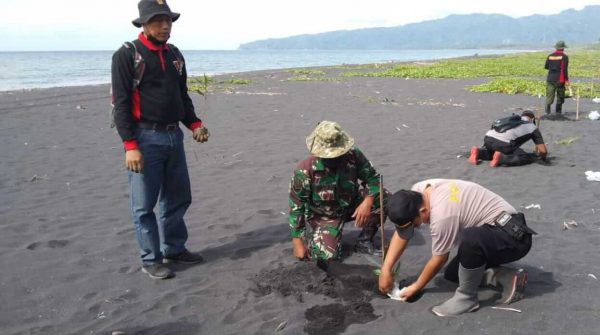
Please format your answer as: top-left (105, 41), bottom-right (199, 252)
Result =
top-left (1, 67), bottom-right (599, 334)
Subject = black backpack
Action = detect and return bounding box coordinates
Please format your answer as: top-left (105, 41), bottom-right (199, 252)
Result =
top-left (491, 114), bottom-right (528, 133)
top-left (109, 42), bottom-right (145, 128)
top-left (109, 41), bottom-right (183, 128)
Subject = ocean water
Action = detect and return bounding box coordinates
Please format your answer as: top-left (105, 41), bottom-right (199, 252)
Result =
top-left (0, 49), bottom-right (527, 91)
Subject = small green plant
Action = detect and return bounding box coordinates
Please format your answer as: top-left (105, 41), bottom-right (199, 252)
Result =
top-left (221, 78), bottom-right (251, 85)
top-left (286, 76), bottom-right (338, 82)
top-left (188, 73), bottom-right (213, 99)
top-left (288, 69), bottom-right (326, 76)
top-left (554, 136), bottom-right (579, 145)
top-left (328, 63), bottom-right (387, 71)
top-left (286, 68), bottom-right (337, 82)
top-left (366, 255), bottom-right (401, 277)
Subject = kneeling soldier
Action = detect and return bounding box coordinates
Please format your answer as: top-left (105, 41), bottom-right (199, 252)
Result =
top-left (288, 121), bottom-right (387, 262)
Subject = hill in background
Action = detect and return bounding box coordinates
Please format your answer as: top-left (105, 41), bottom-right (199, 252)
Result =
top-left (239, 6), bottom-right (600, 50)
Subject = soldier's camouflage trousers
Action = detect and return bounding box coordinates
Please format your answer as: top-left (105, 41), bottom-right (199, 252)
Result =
top-left (307, 190), bottom-right (387, 261)
top-left (307, 212), bottom-right (381, 261)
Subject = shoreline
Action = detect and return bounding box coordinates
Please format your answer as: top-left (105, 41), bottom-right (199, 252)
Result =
top-left (0, 49), bottom-right (529, 93)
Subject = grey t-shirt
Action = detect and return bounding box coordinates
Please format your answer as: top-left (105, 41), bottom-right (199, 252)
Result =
top-left (485, 117), bottom-right (544, 145)
top-left (412, 179), bottom-right (516, 255)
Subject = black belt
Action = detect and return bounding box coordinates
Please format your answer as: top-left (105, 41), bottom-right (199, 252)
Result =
top-left (137, 121), bottom-right (179, 131)
top-left (494, 212), bottom-right (537, 241)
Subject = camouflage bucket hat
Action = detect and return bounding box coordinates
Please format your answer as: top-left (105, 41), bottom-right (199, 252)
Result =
top-left (306, 121), bottom-right (354, 158)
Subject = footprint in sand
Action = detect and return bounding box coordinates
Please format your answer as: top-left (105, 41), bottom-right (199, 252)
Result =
top-left (232, 245), bottom-right (267, 260)
top-left (115, 227), bottom-right (134, 236)
top-left (26, 239), bottom-right (69, 250)
top-left (47, 239), bottom-right (69, 248)
top-left (82, 292), bottom-right (99, 300)
top-left (87, 303), bottom-right (101, 314)
top-left (256, 209), bottom-right (278, 218)
top-left (26, 242), bottom-right (42, 250)
top-left (118, 265), bottom-right (137, 274)
top-left (222, 223), bottom-right (242, 229)
top-left (217, 236), bottom-right (232, 243)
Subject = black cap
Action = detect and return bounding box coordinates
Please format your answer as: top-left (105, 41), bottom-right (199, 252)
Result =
top-left (132, 0), bottom-right (180, 28)
top-left (386, 190), bottom-right (423, 240)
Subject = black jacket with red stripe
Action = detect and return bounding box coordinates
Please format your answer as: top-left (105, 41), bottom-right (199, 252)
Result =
top-left (544, 50), bottom-right (569, 84)
top-left (111, 33), bottom-right (201, 150)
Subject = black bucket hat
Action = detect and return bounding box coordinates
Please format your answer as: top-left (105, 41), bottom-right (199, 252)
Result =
top-left (386, 190), bottom-right (423, 240)
top-left (132, 0), bottom-right (180, 28)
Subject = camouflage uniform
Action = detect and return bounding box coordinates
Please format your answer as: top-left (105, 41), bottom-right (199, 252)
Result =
top-left (288, 147), bottom-right (387, 260)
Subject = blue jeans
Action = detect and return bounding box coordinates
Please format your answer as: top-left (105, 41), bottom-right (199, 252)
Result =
top-left (128, 127), bottom-right (191, 265)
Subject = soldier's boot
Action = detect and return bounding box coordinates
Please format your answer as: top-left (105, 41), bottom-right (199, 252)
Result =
top-left (354, 227), bottom-right (381, 256)
top-left (556, 103), bottom-right (563, 114)
top-left (432, 264), bottom-right (485, 317)
top-left (482, 266), bottom-right (528, 304)
top-left (489, 151), bottom-right (505, 168)
top-left (545, 104), bottom-right (552, 115)
top-left (468, 146), bottom-right (479, 165)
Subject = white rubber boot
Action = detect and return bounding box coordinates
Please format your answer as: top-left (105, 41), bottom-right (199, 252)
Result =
top-left (432, 264), bottom-right (485, 317)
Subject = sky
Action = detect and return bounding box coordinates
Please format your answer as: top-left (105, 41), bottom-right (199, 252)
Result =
top-left (2, 0), bottom-right (600, 51)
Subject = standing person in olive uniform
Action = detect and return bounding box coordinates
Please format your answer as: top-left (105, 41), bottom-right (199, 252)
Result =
top-left (545, 40), bottom-right (569, 115)
top-left (111, 0), bottom-right (210, 279)
top-left (288, 121), bottom-right (387, 262)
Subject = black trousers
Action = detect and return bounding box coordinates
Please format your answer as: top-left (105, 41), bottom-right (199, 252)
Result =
top-left (444, 224), bottom-right (532, 283)
top-left (479, 136), bottom-right (537, 166)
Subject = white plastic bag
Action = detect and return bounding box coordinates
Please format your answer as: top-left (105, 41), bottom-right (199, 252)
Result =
top-left (589, 111), bottom-right (600, 121)
top-left (585, 171), bottom-right (600, 181)
top-left (387, 284), bottom-right (408, 301)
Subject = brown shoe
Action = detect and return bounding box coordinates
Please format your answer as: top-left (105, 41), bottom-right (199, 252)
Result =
top-left (468, 146), bottom-right (479, 165)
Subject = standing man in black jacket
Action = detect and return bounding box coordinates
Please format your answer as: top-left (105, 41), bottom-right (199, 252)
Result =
top-left (544, 40), bottom-right (569, 115)
top-left (111, 0), bottom-right (210, 279)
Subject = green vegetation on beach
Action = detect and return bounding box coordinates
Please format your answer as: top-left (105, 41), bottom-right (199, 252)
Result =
top-left (342, 49), bottom-right (600, 98)
top-left (188, 75), bottom-right (253, 96)
top-left (221, 78), bottom-right (251, 85)
top-left (186, 49), bottom-right (600, 98)
top-left (286, 68), bottom-right (339, 82)
top-left (287, 69), bottom-right (326, 76)
top-left (286, 76), bottom-right (339, 82)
